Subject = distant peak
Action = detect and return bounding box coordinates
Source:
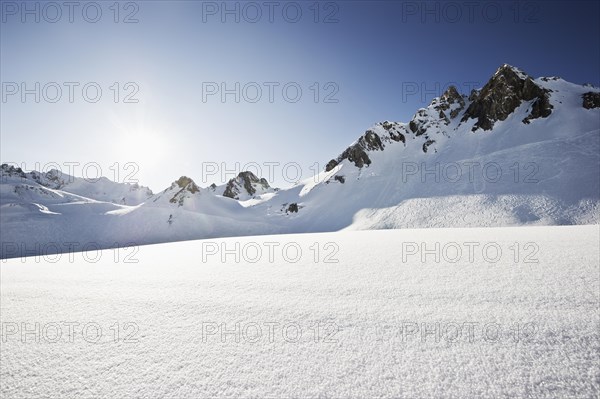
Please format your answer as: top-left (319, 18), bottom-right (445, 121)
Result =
top-left (222, 171), bottom-right (271, 199)
top-left (0, 163), bottom-right (26, 178)
top-left (460, 64), bottom-right (551, 131)
top-left (173, 176), bottom-right (200, 194)
top-left (494, 64), bottom-right (530, 80)
top-left (174, 176), bottom-right (194, 188)
top-left (238, 171), bottom-right (259, 180)
top-left (1, 163), bottom-right (15, 171)
top-left (44, 169), bottom-right (64, 178)
top-left (498, 63), bottom-right (515, 70)
top-left (439, 85), bottom-right (463, 103)
top-left (442, 85), bottom-right (459, 97)
top-left (234, 171), bottom-right (270, 186)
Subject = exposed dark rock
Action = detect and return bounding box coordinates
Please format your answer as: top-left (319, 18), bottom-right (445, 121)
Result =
top-left (409, 120), bottom-right (418, 133)
top-left (409, 109), bottom-right (431, 136)
top-left (325, 130), bottom-right (385, 170)
top-left (414, 125), bottom-right (428, 136)
top-left (363, 130), bottom-right (384, 151)
top-left (174, 176), bottom-right (199, 193)
top-left (223, 171), bottom-right (270, 199)
top-left (540, 76), bottom-right (561, 82)
top-left (0, 164), bottom-right (27, 179)
top-left (388, 130), bottom-right (406, 143)
top-left (322, 65), bottom-right (564, 175)
top-left (334, 175), bottom-right (345, 184)
top-left (449, 108), bottom-right (461, 119)
top-left (522, 96), bottom-right (554, 124)
top-left (583, 92), bottom-right (600, 109)
top-left (422, 139), bottom-right (436, 153)
top-left (287, 203), bottom-right (298, 213)
top-left (381, 121), bottom-right (394, 131)
top-left (439, 110), bottom-right (450, 125)
top-left (434, 86), bottom-right (465, 112)
top-left (222, 186), bottom-right (236, 199)
top-left (436, 86), bottom-right (467, 120)
top-left (325, 159), bottom-right (339, 172)
top-left (341, 144), bottom-right (372, 169)
top-left (468, 89), bottom-right (479, 102)
top-left (24, 169), bottom-right (66, 189)
top-left (169, 176), bottom-right (200, 205)
top-left (378, 121), bottom-right (406, 143)
top-left (461, 64), bottom-right (552, 131)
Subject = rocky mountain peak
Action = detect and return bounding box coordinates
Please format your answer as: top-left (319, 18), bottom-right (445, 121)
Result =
top-left (0, 163), bottom-right (26, 179)
top-left (223, 171), bottom-right (271, 200)
top-left (461, 64), bottom-right (553, 131)
top-left (325, 128), bottom-right (389, 172)
top-left (35, 169), bottom-right (66, 189)
top-left (440, 85), bottom-right (462, 104)
top-left (494, 63), bottom-right (529, 79)
top-left (431, 85), bottom-right (467, 120)
top-left (322, 64), bottom-right (565, 174)
top-left (166, 176), bottom-right (200, 205)
top-left (0, 166), bottom-right (67, 189)
top-left (173, 176), bottom-right (199, 193)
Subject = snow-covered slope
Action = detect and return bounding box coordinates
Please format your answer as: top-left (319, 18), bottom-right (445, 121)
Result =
top-left (262, 66), bottom-right (600, 231)
top-left (2, 226), bottom-right (598, 398)
top-left (1, 65), bottom-right (599, 258)
top-left (0, 165), bottom-right (155, 257)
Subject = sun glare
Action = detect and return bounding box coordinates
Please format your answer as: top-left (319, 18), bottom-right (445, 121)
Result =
top-left (109, 108), bottom-right (169, 168)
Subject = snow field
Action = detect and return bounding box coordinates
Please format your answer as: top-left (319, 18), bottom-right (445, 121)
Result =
top-left (1, 225), bottom-right (598, 398)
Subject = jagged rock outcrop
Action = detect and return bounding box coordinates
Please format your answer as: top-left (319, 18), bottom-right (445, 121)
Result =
top-left (169, 176), bottom-right (200, 205)
top-left (334, 175), bottom-right (345, 184)
top-left (461, 64), bottom-right (552, 131)
top-left (433, 86), bottom-right (466, 120)
top-left (422, 139), bottom-right (436, 153)
top-left (324, 89), bottom-right (463, 171)
top-left (583, 92), bottom-right (600, 109)
top-left (408, 111), bottom-right (429, 136)
top-left (325, 159), bottom-right (339, 172)
top-left (381, 121), bottom-right (407, 143)
top-left (0, 164), bottom-right (27, 179)
top-left (325, 130), bottom-right (386, 171)
top-left (222, 171), bottom-right (271, 200)
top-left (408, 87), bottom-right (467, 139)
top-left (28, 169), bottom-right (66, 189)
top-left (322, 64), bottom-right (592, 176)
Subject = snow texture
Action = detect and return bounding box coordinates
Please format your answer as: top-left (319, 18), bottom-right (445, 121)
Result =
top-left (1, 226), bottom-right (598, 398)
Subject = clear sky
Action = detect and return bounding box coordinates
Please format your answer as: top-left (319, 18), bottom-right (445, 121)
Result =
top-left (1, 0), bottom-right (599, 190)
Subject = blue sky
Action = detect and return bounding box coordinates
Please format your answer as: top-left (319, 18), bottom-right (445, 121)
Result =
top-left (1, 0), bottom-right (599, 190)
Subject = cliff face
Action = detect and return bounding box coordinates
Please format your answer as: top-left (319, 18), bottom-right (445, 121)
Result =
top-left (461, 64), bottom-right (552, 131)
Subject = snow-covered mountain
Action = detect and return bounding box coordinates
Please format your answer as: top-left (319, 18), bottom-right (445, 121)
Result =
top-left (1, 164), bottom-right (153, 206)
top-left (2, 65), bottom-right (599, 258)
top-left (215, 171), bottom-right (276, 200)
top-left (264, 65), bottom-right (600, 231)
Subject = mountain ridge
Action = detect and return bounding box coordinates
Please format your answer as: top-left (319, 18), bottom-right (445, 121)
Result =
top-left (2, 64), bottom-right (599, 258)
